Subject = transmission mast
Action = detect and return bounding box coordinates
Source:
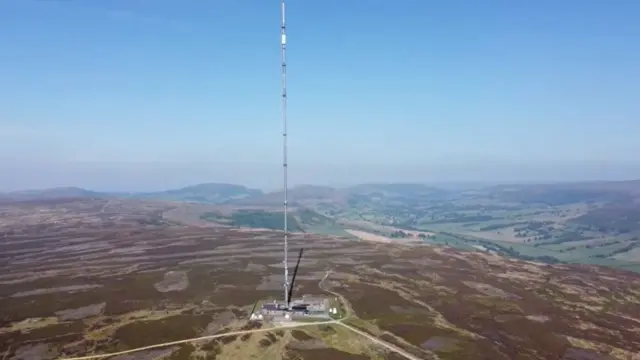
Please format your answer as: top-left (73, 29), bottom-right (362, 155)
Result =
top-left (280, 0), bottom-right (290, 308)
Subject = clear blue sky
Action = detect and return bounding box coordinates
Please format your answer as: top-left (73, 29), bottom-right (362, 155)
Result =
top-left (1, 0), bottom-right (639, 191)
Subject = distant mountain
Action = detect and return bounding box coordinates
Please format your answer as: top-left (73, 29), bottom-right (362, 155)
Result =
top-left (488, 180), bottom-right (640, 205)
top-left (0, 182), bottom-right (470, 205)
top-left (135, 183), bottom-right (264, 204)
top-left (0, 183), bottom-right (263, 204)
top-left (0, 187), bottom-right (106, 201)
top-left (4, 180), bottom-right (639, 206)
top-left (348, 183), bottom-right (437, 194)
top-left (235, 185), bottom-right (344, 205)
top-left (346, 183), bottom-right (454, 198)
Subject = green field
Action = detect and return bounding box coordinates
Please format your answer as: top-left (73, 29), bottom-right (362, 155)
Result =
top-left (200, 208), bottom-right (355, 238)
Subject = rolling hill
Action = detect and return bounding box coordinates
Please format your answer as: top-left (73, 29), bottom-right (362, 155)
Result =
top-left (5, 180), bottom-right (640, 272)
top-left (234, 185), bottom-right (346, 206)
top-left (2, 197), bottom-right (640, 359)
top-left (0, 187), bottom-right (106, 201)
top-left (134, 183), bottom-right (263, 204)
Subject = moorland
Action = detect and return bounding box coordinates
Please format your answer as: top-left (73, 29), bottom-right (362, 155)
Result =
top-left (6, 180), bottom-right (638, 271)
top-left (1, 194), bottom-right (640, 359)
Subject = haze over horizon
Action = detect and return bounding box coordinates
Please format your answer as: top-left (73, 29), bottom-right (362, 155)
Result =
top-left (2, 160), bottom-right (640, 193)
top-left (1, 0), bottom-right (639, 192)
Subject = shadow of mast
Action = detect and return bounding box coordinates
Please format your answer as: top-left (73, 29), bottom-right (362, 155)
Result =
top-left (287, 248), bottom-right (304, 308)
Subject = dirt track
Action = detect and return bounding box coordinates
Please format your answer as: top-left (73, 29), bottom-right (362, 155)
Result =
top-left (58, 271), bottom-right (420, 360)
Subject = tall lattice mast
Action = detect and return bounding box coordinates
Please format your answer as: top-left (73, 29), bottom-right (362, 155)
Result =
top-left (280, 0), bottom-right (290, 308)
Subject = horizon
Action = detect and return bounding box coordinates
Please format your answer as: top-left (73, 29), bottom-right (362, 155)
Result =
top-left (2, 159), bottom-right (640, 192)
top-left (1, 1), bottom-right (639, 191)
top-left (2, 176), bottom-right (640, 194)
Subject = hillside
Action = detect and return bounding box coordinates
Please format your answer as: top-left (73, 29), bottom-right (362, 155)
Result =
top-left (0, 198), bottom-right (639, 360)
top-left (198, 207), bottom-right (352, 237)
top-left (236, 185), bottom-right (345, 206)
top-left (220, 180), bottom-right (640, 273)
top-left (5, 180), bottom-right (640, 272)
top-left (135, 183), bottom-right (263, 204)
top-left (0, 187), bottom-right (106, 201)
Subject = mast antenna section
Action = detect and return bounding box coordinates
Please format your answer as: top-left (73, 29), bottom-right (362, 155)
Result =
top-left (281, 0), bottom-right (290, 308)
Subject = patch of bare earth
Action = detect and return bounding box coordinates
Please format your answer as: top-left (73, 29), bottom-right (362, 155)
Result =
top-left (526, 315), bottom-right (550, 323)
top-left (153, 270), bottom-right (189, 292)
top-left (462, 281), bottom-right (521, 300)
top-left (11, 285), bottom-right (102, 298)
top-left (344, 229), bottom-right (392, 243)
top-left (55, 303), bottom-right (105, 321)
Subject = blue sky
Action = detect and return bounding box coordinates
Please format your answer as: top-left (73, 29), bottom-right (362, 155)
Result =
top-left (1, 0), bottom-right (639, 191)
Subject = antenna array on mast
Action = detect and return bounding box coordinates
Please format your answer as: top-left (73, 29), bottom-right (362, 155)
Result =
top-left (280, 0), bottom-right (290, 308)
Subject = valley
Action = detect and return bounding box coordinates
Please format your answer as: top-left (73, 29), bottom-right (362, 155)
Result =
top-left (37, 180), bottom-right (640, 273)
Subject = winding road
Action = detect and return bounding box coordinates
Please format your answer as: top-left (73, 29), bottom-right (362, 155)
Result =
top-left (58, 271), bottom-right (424, 360)
top-left (59, 320), bottom-right (339, 360)
top-left (99, 200), bottom-right (112, 214)
top-left (337, 322), bottom-right (422, 360)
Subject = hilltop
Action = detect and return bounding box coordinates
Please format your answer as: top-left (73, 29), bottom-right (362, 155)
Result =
top-left (0, 186), bottom-right (105, 201)
top-left (134, 183), bottom-right (263, 204)
top-left (0, 183), bottom-right (262, 204)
